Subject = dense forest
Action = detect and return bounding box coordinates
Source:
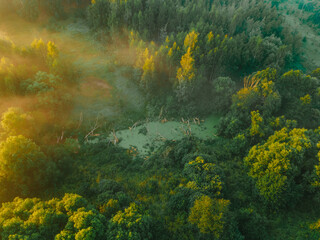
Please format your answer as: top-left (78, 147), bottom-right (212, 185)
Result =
top-left (0, 0), bottom-right (319, 239)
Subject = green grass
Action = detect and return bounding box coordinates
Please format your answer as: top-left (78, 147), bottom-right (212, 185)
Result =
top-left (111, 114), bottom-right (221, 156)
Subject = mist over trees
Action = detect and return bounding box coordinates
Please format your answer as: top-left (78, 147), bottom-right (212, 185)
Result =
top-left (0, 0), bottom-right (319, 239)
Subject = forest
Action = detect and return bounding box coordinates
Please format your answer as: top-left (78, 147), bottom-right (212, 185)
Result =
top-left (0, 0), bottom-right (319, 239)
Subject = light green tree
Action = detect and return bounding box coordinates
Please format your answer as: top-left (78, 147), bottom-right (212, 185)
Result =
top-left (0, 194), bottom-right (106, 239)
top-left (108, 203), bottom-right (154, 240)
top-left (0, 135), bottom-right (57, 199)
top-left (0, 108), bottom-right (32, 138)
top-left (245, 127), bottom-right (311, 206)
top-left (189, 195), bottom-right (230, 238)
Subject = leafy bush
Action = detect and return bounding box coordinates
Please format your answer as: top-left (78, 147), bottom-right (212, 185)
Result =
top-left (0, 135), bottom-right (58, 201)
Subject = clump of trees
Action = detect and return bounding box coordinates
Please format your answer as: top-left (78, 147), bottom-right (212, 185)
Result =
top-left (84, 0), bottom-right (304, 117)
top-left (86, 0), bottom-right (301, 73)
top-left (245, 127), bottom-right (315, 207)
top-left (0, 194), bottom-right (107, 239)
top-left (0, 38), bottom-right (78, 120)
top-left (0, 1), bottom-right (320, 239)
top-left (0, 38), bottom-right (80, 203)
top-left (215, 67), bottom-right (320, 213)
top-left (218, 68), bottom-right (320, 138)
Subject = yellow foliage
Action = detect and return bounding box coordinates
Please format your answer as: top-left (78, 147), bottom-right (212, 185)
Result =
top-left (100, 199), bottom-right (120, 215)
top-left (235, 87), bottom-right (253, 108)
top-left (0, 57), bottom-right (13, 74)
top-left (129, 31), bottom-right (140, 47)
top-left (245, 127), bottom-right (311, 203)
top-left (189, 195), bottom-right (229, 237)
top-left (269, 116), bottom-right (287, 128)
top-left (138, 48), bottom-right (155, 86)
top-left (300, 94), bottom-right (311, 105)
top-left (111, 203), bottom-right (144, 228)
top-left (184, 31), bottom-right (199, 50)
top-left (1, 108), bottom-right (29, 136)
top-left (250, 110), bottom-right (264, 137)
top-left (176, 47), bottom-right (195, 83)
top-left (136, 48), bottom-right (149, 69)
top-left (185, 156), bottom-right (222, 196)
top-left (310, 219), bottom-right (320, 232)
top-left (312, 141), bottom-right (320, 188)
top-left (261, 79), bottom-right (274, 97)
top-left (31, 39), bottom-right (47, 61)
top-left (47, 41), bottom-right (59, 60)
top-left (234, 133), bottom-right (246, 141)
top-left (243, 75), bottom-right (261, 89)
top-left (312, 68), bottom-right (320, 74)
top-left (282, 69), bottom-right (302, 78)
top-left (142, 55), bottom-right (155, 73)
top-left (31, 38), bottom-right (45, 51)
top-left (186, 181), bottom-right (198, 190)
top-left (207, 31), bottom-right (214, 42)
top-left (244, 68), bottom-right (277, 92)
top-left (47, 41), bottom-right (59, 69)
top-left (172, 42), bottom-right (177, 50)
top-left (236, 69), bottom-right (278, 110)
top-left (188, 156), bottom-right (204, 165)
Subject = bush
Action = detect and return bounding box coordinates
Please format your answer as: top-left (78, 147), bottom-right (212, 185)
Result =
top-left (0, 135), bottom-right (58, 201)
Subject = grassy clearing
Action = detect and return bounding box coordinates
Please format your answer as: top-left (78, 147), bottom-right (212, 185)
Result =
top-left (109, 114), bottom-right (221, 156)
